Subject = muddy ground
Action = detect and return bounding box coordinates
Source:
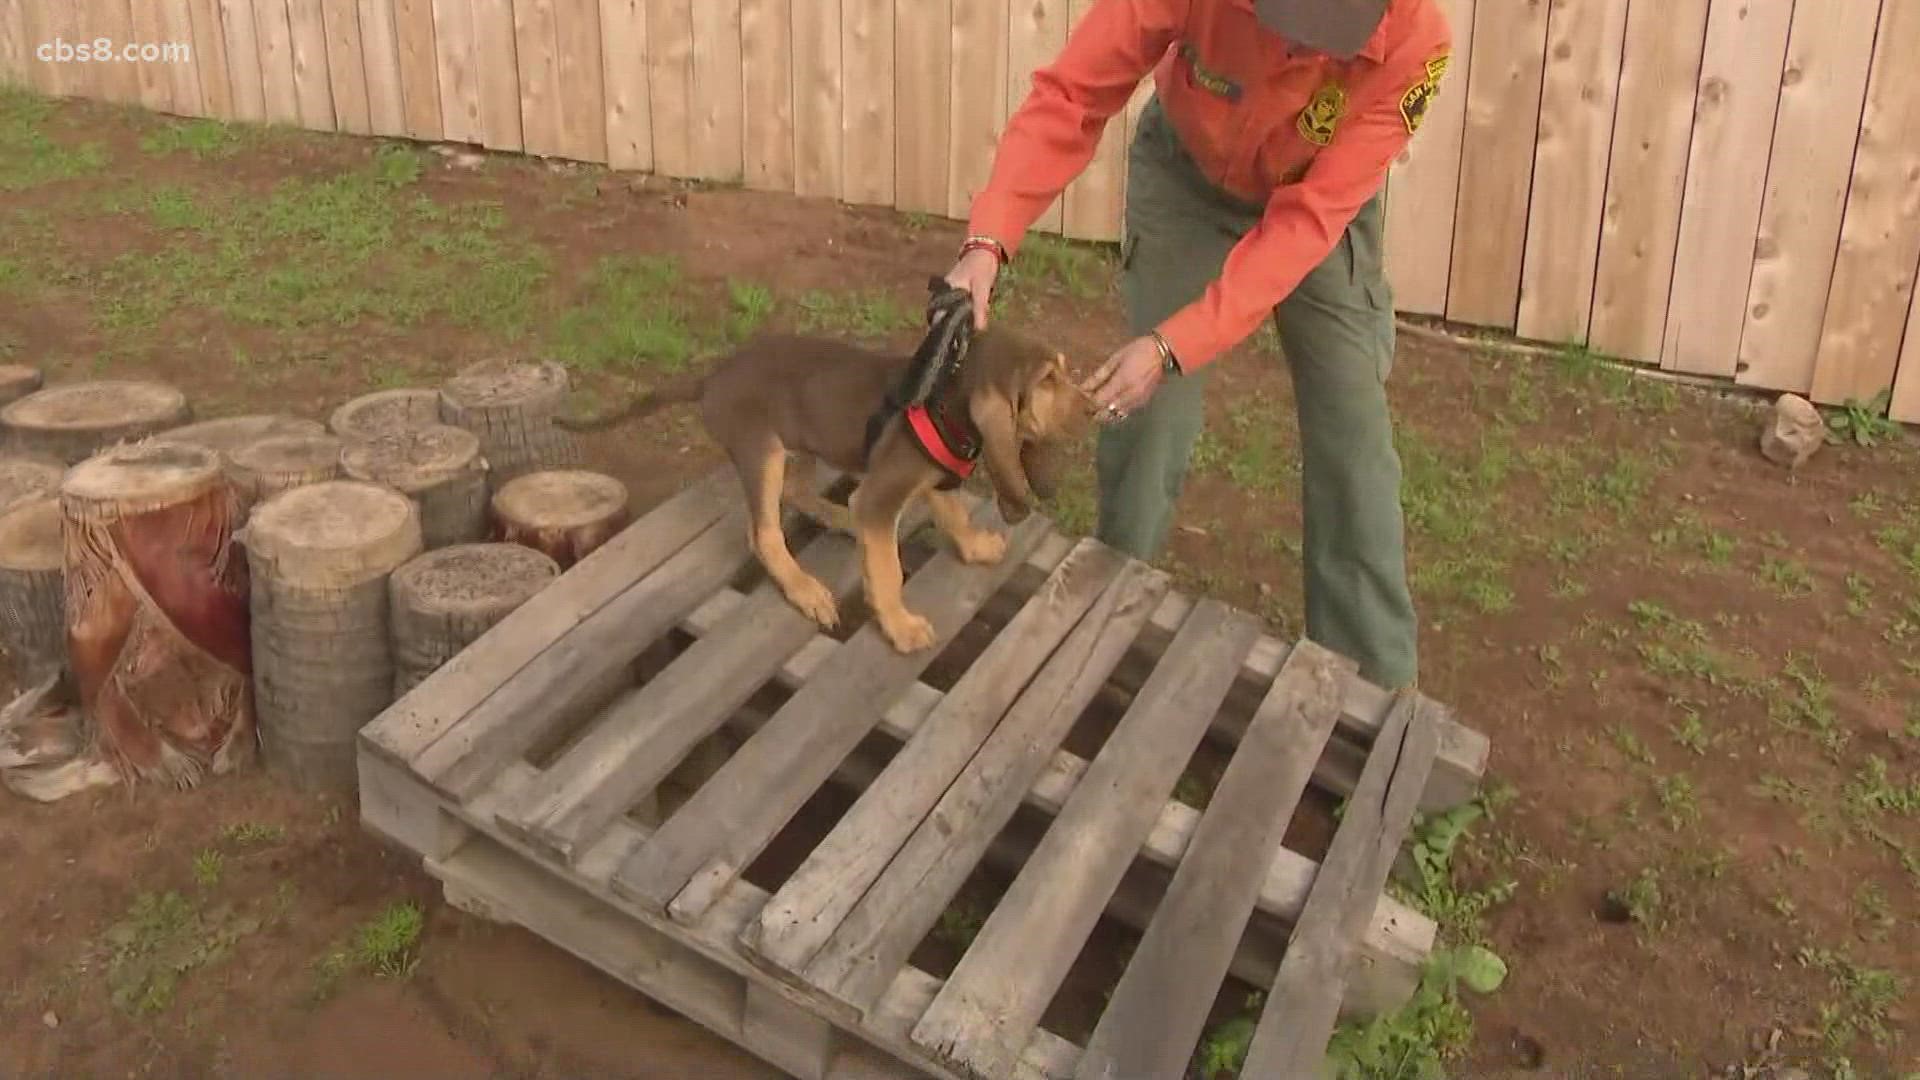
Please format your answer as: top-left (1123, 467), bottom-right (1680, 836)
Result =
top-left (1, 91), bottom-right (1915, 1079)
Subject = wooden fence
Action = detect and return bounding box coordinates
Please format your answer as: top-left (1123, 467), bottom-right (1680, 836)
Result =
top-left (3, 0), bottom-right (1918, 423)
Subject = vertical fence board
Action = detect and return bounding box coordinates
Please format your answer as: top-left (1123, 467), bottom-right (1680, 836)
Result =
top-left (512, 0), bottom-right (562, 154)
top-left (1659, 0), bottom-right (1792, 375)
top-left (554, 0), bottom-right (608, 161)
top-left (1736, 0), bottom-right (1878, 394)
top-left (1586, 0), bottom-right (1706, 364)
top-left (472, 0), bottom-right (520, 149)
top-left (159, 0), bottom-right (204, 116)
top-left (1809, 0), bottom-right (1920, 407)
top-left (18, 0), bottom-right (59, 94)
top-left (690, 0), bottom-right (742, 180)
top-left (432, 0), bottom-right (482, 142)
top-left (840, 0), bottom-right (892, 205)
top-left (97, 0), bottom-right (145, 104)
top-left (600, 0), bottom-right (649, 168)
top-left (1515, 0), bottom-right (1629, 345)
top-left (1444, 0), bottom-right (1550, 329)
top-left (286, 0), bottom-right (334, 129)
top-left (645, 0), bottom-right (692, 176)
top-left (1383, 0), bottom-right (1473, 317)
top-left (1894, 289), bottom-right (1920, 422)
top-left (893, 0), bottom-right (949, 215)
top-left (791, 0), bottom-right (842, 199)
top-left (393, 0), bottom-right (442, 138)
top-left (129, 0), bottom-right (177, 113)
top-left (1005, 0), bottom-right (1066, 233)
top-left (253, 0), bottom-right (301, 122)
top-left (321, 0), bottom-right (371, 134)
top-left (357, 0), bottom-right (407, 134)
top-left (219, 0), bottom-right (265, 119)
top-left (947, 0), bottom-right (1008, 220)
top-left (185, 0), bottom-right (233, 117)
top-left (1058, 0), bottom-right (1123, 242)
top-left (741, 0), bottom-right (792, 190)
top-left (0, 0), bottom-right (25, 88)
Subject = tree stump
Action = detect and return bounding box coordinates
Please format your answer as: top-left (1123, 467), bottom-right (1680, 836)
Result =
top-left (226, 433), bottom-right (344, 512)
top-left (490, 469), bottom-right (630, 568)
top-left (340, 424), bottom-right (490, 549)
top-left (0, 364), bottom-right (45, 407)
top-left (0, 497), bottom-right (67, 687)
top-left (243, 480), bottom-right (423, 792)
top-left (59, 440), bottom-right (253, 789)
top-left (2, 380), bottom-right (191, 463)
top-left (160, 414), bottom-right (327, 461)
top-left (438, 359), bottom-right (582, 485)
top-left (0, 456), bottom-right (65, 518)
top-left (388, 543), bottom-right (560, 696)
top-left (329, 388), bottom-right (443, 443)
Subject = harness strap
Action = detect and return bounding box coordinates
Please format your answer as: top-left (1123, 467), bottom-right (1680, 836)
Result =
top-left (862, 278), bottom-right (983, 486)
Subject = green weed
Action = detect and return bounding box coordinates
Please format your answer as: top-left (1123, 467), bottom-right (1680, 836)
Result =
top-left (551, 254), bottom-right (704, 371)
top-left (192, 850), bottom-right (224, 889)
top-left (725, 279), bottom-right (775, 342)
top-left (1321, 945), bottom-right (1504, 1078)
top-left (1005, 233), bottom-right (1111, 300)
top-left (796, 287), bottom-right (915, 338)
top-left (1195, 990), bottom-right (1264, 1078)
top-left (1605, 866), bottom-right (1665, 932)
top-left (0, 88), bottom-right (108, 190)
top-left (1824, 389), bottom-right (1901, 448)
top-left (1759, 555), bottom-right (1816, 598)
top-left (1655, 773), bottom-right (1700, 831)
top-left (102, 889), bottom-right (265, 1015)
top-left (313, 900), bottom-right (426, 1000)
top-left (139, 118), bottom-right (246, 159)
top-left (1796, 946), bottom-right (1905, 1053)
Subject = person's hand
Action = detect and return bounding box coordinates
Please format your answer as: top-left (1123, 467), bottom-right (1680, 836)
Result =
top-left (944, 247), bottom-right (1000, 330)
top-left (1083, 335), bottom-right (1170, 421)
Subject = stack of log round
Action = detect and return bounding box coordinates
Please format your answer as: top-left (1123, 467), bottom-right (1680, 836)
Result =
top-left (340, 424), bottom-right (490, 549)
top-left (388, 543), bottom-right (560, 697)
top-left (0, 456), bottom-right (65, 517)
top-left (490, 469), bottom-right (630, 568)
top-left (59, 440), bottom-right (254, 788)
top-left (243, 480), bottom-right (422, 793)
top-left (329, 388), bottom-right (443, 443)
top-left (2, 380), bottom-right (190, 463)
top-left (159, 414), bottom-right (327, 461)
top-left (438, 359), bottom-right (581, 487)
top-left (226, 432), bottom-right (344, 512)
top-left (0, 497), bottom-right (67, 686)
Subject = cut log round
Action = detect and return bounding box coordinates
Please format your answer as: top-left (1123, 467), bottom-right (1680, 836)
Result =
top-left (438, 359), bottom-right (582, 485)
top-left (160, 414), bottom-right (327, 461)
top-left (2, 380), bottom-right (191, 464)
top-left (0, 365), bottom-right (45, 407)
top-left (59, 440), bottom-right (253, 788)
top-left (226, 433), bottom-right (344, 511)
top-left (388, 542), bottom-right (560, 697)
top-left (0, 497), bottom-right (67, 686)
top-left (329, 388), bottom-right (443, 443)
top-left (0, 456), bottom-right (66, 518)
top-left (340, 424), bottom-right (490, 549)
top-left (243, 480), bottom-right (422, 792)
top-left (490, 469), bottom-right (630, 568)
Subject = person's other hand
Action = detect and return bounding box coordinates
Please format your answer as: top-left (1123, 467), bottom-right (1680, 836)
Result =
top-left (1083, 335), bottom-right (1168, 421)
top-left (945, 248), bottom-right (1000, 330)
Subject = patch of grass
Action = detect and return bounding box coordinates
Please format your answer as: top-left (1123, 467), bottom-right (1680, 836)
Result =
top-left (1606, 866), bottom-right (1666, 933)
top-left (1320, 945), bottom-right (1503, 1079)
top-left (795, 287), bottom-right (916, 338)
top-left (1005, 233), bottom-right (1111, 300)
top-left (1, 88), bottom-right (109, 191)
top-left (1845, 755), bottom-right (1919, 819)
top-left (1772, 653), bottom-right (1845, 753)
top-left (1759, 555), bottom-right (1816, 598)
top-left (1398, 430), bottom-right (1518, 615)
top-left (1392, 788), bottom-right (1518, 946)
top-left (1192, 396), bottom-right (1298, 496)
top-left (1651, 509), bottom-right (1737, 567)
top-left (192, 850), bottom-right (224, 889)
top-left (1796, 946), bottom-right (1905, 1054)
top-left (932, 894), bottom-right (989, 951)
top-left (1824, 389), bottom-right (1901, 448)
top-left (1666, 701), bottom-right (1718, 756)
top-left (139, 118), bottom-right (247, 159)
top-left (102, 889), bottom-right (265, 1016)
top-left (1655, 773), bottom-right (1700, 832)
top-left (220, 822), bottom-right (286, 846)
top-left (550, 254), bottom-right (704, 371)
top-left (725, 278), bottom-right (775, 342)
top-left (312, 900), bottom-right (426, 1001)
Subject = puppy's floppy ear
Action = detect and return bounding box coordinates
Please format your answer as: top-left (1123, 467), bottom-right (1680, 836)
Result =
top-left (964, 331), bottom-right (1058, 524)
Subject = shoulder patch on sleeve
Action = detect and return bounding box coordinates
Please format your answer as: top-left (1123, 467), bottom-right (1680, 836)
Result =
top-left (1399, 53), bottom-right (1449, 134)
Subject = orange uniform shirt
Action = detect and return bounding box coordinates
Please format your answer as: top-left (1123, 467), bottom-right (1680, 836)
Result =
top-left (967, 0), bottom-right (1452, 372)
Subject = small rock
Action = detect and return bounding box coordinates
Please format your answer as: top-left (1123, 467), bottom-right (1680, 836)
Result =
top-left (41, 1010), bottom-right (57, 1028)
top-left (448, 151), bottom-right (487, 170)
top-left (1758, 393), bottom-right (1824, 469)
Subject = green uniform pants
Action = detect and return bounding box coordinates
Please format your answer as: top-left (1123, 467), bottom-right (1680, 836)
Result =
top-left (1098, 98), bottom-right (1418, 689)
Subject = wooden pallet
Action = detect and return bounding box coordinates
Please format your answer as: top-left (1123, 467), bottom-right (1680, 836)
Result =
top-left (357, 466), bottom-right (1490, 1079)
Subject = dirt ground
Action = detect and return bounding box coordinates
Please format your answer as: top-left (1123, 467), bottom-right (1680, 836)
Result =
top-left (1, 91), bottom-right (1916, 1079)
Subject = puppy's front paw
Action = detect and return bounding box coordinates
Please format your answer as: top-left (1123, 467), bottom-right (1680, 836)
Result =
top-left (782, 575), bottom-right (840, 629)
top-left (955, 528), bottom-right (1008, 566)
top-left (877, 608), bottom-right (937, 653)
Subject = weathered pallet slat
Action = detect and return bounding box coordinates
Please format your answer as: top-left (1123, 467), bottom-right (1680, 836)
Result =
top-left (358, 467), bottom-right (1488, 1080)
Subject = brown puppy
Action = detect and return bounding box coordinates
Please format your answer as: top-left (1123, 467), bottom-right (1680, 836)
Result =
top-left (561, 328), bottom-right (1090, 653)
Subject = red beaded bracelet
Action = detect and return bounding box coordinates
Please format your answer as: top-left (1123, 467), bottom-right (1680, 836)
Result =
top-left (959, 235), bottom-right (1009, 265)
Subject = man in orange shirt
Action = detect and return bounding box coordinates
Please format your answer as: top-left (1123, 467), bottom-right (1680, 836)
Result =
top-left (945, 0), bottom-right (1450, 689)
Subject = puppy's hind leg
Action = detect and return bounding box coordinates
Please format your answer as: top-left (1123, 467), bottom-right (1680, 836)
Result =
top-left (925, 487), bottom-right (1007, 566)
top-left (737, 439), bottom-right (840, 629)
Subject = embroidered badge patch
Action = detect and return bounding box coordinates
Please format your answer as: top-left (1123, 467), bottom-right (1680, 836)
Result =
top-left (1179, 42), bottom-right (1242, 102)
top-left (1400, 54), bottom-right (1450, 134)
top-left (1297, 82), bottom-right (1347, 147)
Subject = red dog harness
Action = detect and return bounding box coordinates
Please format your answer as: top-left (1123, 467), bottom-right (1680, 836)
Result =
top-left (864, 279), bottom-right (984, 490)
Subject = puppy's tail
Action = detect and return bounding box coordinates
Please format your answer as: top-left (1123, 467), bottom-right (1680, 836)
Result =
top-left (557, 373), bottom-right (706, 432)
